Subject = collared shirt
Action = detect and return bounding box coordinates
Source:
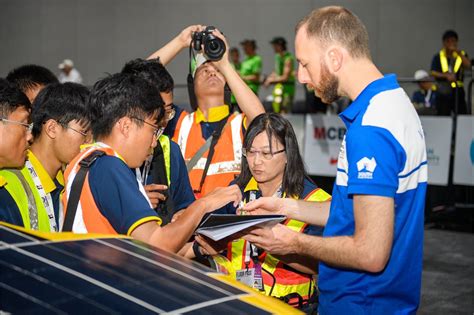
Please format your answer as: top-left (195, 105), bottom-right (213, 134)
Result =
top-left (319, 74), bottom-right (427, 314)
top-left (0, 151), bottom-right (64, 227)
top-left (195, 105), bottom-right (229, 123)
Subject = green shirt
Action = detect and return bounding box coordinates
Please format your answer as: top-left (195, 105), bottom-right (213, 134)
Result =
top-left (275, 52), bottom-right (295, 97)
top-left (240, 55), bottom-right (262, 94)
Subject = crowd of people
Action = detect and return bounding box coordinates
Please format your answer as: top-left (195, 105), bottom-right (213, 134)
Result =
top-left (1, 6), bottom-right (430, 314)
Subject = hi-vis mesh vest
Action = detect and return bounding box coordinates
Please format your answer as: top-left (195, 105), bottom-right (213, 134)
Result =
top-left (172, 112), bottom-right (243, 196)
top-left (215, 178), bottom-right (332, 303)
top-left (439, 49), bottom-right (466, 88)
top-left (0, 168), bottom-right (51, 231)
top-left (62, 143), bottom-right (157, 234)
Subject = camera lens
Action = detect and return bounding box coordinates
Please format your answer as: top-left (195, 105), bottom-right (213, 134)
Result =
top-left (204, 37), bottom-right (225, 61)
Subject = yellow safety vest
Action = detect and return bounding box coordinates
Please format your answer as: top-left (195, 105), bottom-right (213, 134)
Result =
top-left (158, 135), bottom-right (171, 186)
top-left (212, 178), bottom-right (331, 304)
top-left (0, 168), bottom-right (52, 232)
top-left (439, 49), bottom-right (465, 88)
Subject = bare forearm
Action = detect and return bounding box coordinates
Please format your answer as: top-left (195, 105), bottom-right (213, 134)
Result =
top-left (272, 253), bottom-right (318, 275)
top-left (147, 36), bottom-right (185, 65)
top-left (242, 74), bottom-right (260, 82)
top-left (149, 200), bottom-right (206, 252)
top-left (295, 232), bottom-right (388, 273)
top-left (286, 199), bottom-right (330, 227)
top-left (220, 63), bottom-right (264, 122)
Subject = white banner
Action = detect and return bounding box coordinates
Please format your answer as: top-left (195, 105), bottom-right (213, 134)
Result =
top-left (282, 114), bottom-right (305, 156)
top-left (303, 114), bottom-right (346, 176)
top-left (453, 115), bottom-right (474, 186)
top-left (420, 117), bottom-right (452, 186)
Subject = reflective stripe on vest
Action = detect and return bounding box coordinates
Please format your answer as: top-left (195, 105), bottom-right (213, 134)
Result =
top-left (173, 112), bottom-right (243, 195)
top-left (227, 184), bottom-right (332, 300)
top-left (62, 143), bottom-right (154, 234)
top-left (439, 49), bottom-right (464, 88)
top-left (0, 168), bottom-right (53, 232)
top-left (158, 135), bottom-right (171, 185)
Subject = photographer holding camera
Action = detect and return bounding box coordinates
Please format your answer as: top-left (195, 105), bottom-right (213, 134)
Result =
top-left (147, 26), bottom-right (264, 198)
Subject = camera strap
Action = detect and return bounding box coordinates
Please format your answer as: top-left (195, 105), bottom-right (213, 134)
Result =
top-left (193, 115), bottom-right (230, 194)
top-left (150, 143), bottom-right (175, 225)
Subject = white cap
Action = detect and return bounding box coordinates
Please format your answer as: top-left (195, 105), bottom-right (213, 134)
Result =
top-left (192, 53), bottom-right (208, 77)
top-left (59, 59), bottom-right (74, 69)
top-left (414, 69), bottom-right (430, 81)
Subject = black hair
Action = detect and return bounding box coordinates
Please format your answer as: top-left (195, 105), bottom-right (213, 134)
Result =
top-left (88, 73), bottom-right (164, 139)
top-left (442, 30), bottom-right (458, 41)
top-left (31, 83), bottom-right (91, 138)
top-left (0, 78), bottom-right (31, 117)
top-left (6, 64), bottom-right (59, 94)
top-left (121, 58), bottom-right (174, 94)
top-left (236, 113), bottom-right (310, 198)
top-left (230, 47), bottom-right (239, 54)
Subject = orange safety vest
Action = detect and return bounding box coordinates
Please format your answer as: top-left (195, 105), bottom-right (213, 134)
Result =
top-left (172, 112), bottom-right (243, 197)
top-left (225, 179), bottom-right (332, 304)
top-left (62, 143), bottom-right (157, 235)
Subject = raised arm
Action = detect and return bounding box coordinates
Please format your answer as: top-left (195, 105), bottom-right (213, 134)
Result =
top-left (147, 25), bottom-right (204, 65)
top-left (211, 30), bottom-right (265, 123)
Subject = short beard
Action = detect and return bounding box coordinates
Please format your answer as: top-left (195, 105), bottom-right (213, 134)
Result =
top-left (317, 61), bottom-right (340, 104)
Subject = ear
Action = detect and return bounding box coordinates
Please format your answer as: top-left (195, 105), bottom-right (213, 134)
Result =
top-left (117, 116), bottom-right (133, 138)
top-left (326, 47), bottom-right (343, 72)
top-left (43, 119), bottom-right (59, 140)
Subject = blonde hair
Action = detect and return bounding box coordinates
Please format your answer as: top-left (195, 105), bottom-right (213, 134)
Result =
top-left (296, 6), bottom-right (371, 59)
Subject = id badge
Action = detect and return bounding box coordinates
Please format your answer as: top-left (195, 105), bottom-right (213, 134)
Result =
top-left (236, 265), bottom-right (264, 291)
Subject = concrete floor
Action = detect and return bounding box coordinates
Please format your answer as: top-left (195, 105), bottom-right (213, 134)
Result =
top-left (419, 228), bottom-right (474, 314)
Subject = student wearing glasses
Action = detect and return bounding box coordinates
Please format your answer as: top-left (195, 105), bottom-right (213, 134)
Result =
top-left (62, 73), bottom-right (241, 254)
top-left (0, 82), bottom-right (90, 232)
top-left (194, 113), bottom-right (331, 311)
top-left (121, 58), bottom-right (195, 225)
top-left (0, 80), bottom-right (33, 228)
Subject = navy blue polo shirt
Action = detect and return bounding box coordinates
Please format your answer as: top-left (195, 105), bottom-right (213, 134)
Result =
top-left (319, 74), bottom-right (427, 314)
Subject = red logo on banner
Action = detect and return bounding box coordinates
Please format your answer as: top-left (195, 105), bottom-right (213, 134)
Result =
top-left (314, 127), bottom-right (346, 140)
top-left (330, 157), bottom-right (338, 165)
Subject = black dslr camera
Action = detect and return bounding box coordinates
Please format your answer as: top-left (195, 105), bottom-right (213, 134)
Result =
top-left (192, 26), bottom-right (226, 61)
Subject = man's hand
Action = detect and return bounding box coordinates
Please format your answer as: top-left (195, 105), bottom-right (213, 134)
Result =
top-left (209, 29), bottom-right (231, 71)
top-left (243, 224), bottom-right (299, 256)
top-left (200, 184), bottom-right (242, 213)
top-left (144, 184), bottom-right (167, 208)
top-left (178, 25), bottom-right (205, 49)
top-left (242, 196), bottom-right (287, 215)
top-left (445, 72), bottom-right (456, 82)
top-left (195, 235), bottom-right (228, 256)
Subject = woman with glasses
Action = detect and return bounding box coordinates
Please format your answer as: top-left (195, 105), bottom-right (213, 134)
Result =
top-left (194, 113), bottom-right (331, 311)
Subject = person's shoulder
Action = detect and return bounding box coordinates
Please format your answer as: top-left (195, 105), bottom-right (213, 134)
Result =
top-left (90, 155), bottom-right (132, 178)
top-left (301, 178), bottom-right (331, 201)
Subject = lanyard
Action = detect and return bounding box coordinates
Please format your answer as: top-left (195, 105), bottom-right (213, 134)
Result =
top-left (24, 160), bottom-right (58, 232)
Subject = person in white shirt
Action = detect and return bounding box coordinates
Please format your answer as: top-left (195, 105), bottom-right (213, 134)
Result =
top-left (58, 59), bottom-right (83, 84)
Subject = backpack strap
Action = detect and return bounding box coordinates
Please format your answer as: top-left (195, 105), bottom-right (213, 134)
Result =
top-left (62, 150), bottom-right (105, 232)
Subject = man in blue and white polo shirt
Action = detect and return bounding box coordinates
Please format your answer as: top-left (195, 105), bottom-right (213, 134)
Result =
top-left (243, 6), bottom-right (427, 315)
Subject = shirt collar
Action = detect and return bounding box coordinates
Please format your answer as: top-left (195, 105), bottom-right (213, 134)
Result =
top-left (339, 74), bottom-right (399, 128)
top-left (0, 175), bottom-right (7, 188)
top-left (244, 177), bottom-right (259, 192)
top-left (28, 150), bottom-right (63, 194)
top-left (195, 105), bottom-right (229, 123)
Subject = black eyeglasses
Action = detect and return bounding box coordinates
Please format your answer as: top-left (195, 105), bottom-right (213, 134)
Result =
top-left (0, 117), bottom-right (33, 132)
top-left (131, 117), bottom-right (164, 138)
top-left (242, 148), bottom-right (285, 160)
